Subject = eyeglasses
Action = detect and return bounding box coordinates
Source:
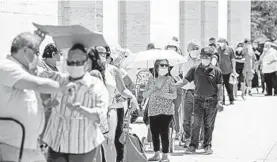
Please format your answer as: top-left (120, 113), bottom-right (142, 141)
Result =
top-left (159, 64), bottom-right (169, 68)
top-left (67, 60), bottom-right (87, 66)
top-left (98, 52), bottom-right (107, 57)
top-left (27, 47), bottom-right (40, 56)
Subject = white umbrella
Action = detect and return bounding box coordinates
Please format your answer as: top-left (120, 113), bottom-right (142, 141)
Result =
top-left (122, 49), bottom-right (186, 69)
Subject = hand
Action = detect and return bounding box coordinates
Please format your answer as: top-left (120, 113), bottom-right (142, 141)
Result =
top-left (43, 99), bottom-right (60, 109)
top-left (34, 30), bottom-right (46, 44)
top-left (130, 97), bottom-right (139, 112)
top-left (66, 102), bottom-right (81, 112)
top-left (217, 102), bottom-right (224, 112)
top-left (232, 70), bottom-right (238, 76)
top-left (173, 81), bottom-right (183, 87)
top-left (252, 69), bottom-right (255, 74)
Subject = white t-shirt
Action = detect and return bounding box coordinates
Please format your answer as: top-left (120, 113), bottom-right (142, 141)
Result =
top-left (0, 56), bottom-right (45, 150)
top-left (262, 48), bottom-right (277, 73)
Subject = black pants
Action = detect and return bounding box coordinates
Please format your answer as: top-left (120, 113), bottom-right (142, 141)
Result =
top-left (223, 73), bottom-right (234, 102)
top-left (264, 72), bottom-right (277, 95)
top-left (190, 95), bottom-right (218, 149)
top-left (115, 108), bottom-right (124, 162)
top-left (149, 114), bottom-right (173, 153)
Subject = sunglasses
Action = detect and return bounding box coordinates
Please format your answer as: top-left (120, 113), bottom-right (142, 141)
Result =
top-left (200, 55), bottom-right (212, 59)
top-left (159, 64), bottom-right (169, 68)
top-left (67, 60), bottom-right (87, 66)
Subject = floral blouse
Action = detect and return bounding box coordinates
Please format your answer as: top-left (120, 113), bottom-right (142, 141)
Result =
top-left (147, 76), bottom-right (177, 117)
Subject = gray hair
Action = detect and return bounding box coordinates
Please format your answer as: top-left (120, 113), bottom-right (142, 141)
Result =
top-left (10, 32), bottom-right (38, 54)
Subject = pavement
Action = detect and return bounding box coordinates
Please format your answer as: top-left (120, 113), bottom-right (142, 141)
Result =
top-left (130, 93), bottom-right (277, 162)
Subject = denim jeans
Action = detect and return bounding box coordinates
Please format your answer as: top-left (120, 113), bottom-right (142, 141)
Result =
top-left (182, 90), bottom-right (194, 139)
top-left (190, 95), bottom-right (218, 149)
top-left (173, 88), bottom-right (183, 133)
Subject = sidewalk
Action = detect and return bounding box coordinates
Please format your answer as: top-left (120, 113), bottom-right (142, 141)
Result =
top-left (130, 95), bottom-right (277, 162)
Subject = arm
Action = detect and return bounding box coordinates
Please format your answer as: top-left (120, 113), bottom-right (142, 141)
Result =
top-left (216, 69), bottom-right (223, 103)
top-left (123, 74), bottom-right (136, 92)
top-left (70, 81), bottom-right (109, 123)
top-left (0, 65), bottom-right (67, 94)
top-left (113, 66), bottom-right (136, 100)
top-left (156, 77), bottom-right (177, 100)
top-left (230, 49), bottom-right (236, 73)
top-left (174, 66), bottom-right (195, 88)
top-left (142, 78), bottom-right (155, 98)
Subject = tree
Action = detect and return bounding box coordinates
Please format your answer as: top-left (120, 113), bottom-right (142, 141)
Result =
top-left (251, 1), bottom-right (277, 42)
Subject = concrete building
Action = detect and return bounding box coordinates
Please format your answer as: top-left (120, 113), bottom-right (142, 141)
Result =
top-left (0, 0), bottom-right (251, 59)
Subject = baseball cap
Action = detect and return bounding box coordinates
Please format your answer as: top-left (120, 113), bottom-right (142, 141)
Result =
top-left (200, 47), bottom-right (214, 56)
top-left (217, 38), bottom-right (227, 43)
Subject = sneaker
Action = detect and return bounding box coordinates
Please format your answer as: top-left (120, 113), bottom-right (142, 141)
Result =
top-left (185, 146), bottom-right (196, 154)
top-left (148, 152), bottom-right (161, 161)
top-left (183, 138), bottom-right (190, 148)
top-left (159, 153), bottom-right (170, 162)
top-left (230, 101), bottom-right (234, 105)
top-left (204, 146), bottom-right (213, 155)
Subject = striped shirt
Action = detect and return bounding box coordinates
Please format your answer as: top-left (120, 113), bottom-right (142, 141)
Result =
top-left (39, 71), bottom-right (109, 154)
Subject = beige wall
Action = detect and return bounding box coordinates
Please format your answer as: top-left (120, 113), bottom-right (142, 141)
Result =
top-left (179, 1), bottom-right (218, 56)
top-left (118, 1), bottom-right (151, 53)
top-left (227, 1), bottom-right (251, 48)
top-left (0, 0), bottom-right (59, 60)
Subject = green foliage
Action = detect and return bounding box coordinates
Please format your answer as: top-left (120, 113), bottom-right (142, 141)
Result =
top-left (251, 0), bottom-right (277, 41)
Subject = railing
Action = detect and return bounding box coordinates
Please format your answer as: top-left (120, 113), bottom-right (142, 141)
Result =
top-left (0, 117), bottom-right (25, 162)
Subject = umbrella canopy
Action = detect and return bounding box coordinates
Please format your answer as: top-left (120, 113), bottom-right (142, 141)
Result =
top-left (122, 49), bottom-right (186, 69)
top-left (33, 23), bottom-right (108, 49)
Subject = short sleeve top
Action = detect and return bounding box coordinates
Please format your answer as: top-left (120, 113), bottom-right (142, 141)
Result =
top-left (147, 76), bottom-right (176, 116)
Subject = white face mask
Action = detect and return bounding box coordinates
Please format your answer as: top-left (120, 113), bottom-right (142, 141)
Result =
top-left (189, 50), bottom-right (200, 58)
top-left (67, 65), bottom-right (85, 78)
top-left (25, 55), bottom-right (38, 70)
top-left (218, 43), bottom-right (225, 47)
top-left (201, 59), bottom-right (211, 66)
top-left (158, 68), bottom-right (168, 76)
top-left (56, 61), bottom-right (60, 67)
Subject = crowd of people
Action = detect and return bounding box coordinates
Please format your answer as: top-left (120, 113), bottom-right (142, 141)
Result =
top-left (0, 28), bottom-right (277, 162)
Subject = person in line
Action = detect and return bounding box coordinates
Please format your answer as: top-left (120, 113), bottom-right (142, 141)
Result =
top-left (252, 40), bottom-right (263, 93)
top-left (260, 42), bottom-right (277, 96)
top-left (171, 40), bottom-right (203, 148)
top-left (40, 44), bottom-right (109, 162)
top-left (87, 46), bottom-right (139, 162)
top-left (217, 38), bottom-right (236, 105)
top-left (175, 47), bottom-right (223, 155)
top-left (0, 31), bottom-right (74, 162)
top-left (147, 43), bottom-right (155, 50)
top-left (37, 43), bottom-right (62, 149)
top-left (143, 59), bottom-right (177, 162)
top-left (242, 38), bottom-right (256, 96)
top-left (234, 44), bottom-right (246, 99)
top-left (165, 44), bottom-right (183, 141)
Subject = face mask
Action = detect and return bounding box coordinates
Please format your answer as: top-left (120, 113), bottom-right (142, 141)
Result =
top-left (67, 65), bottom-right (85, 78)
top-left (56, 61), bottom-right (60, 67)
top-left (201, 59), bottom-right (211, 66)
top-left (158, 68), bottom-right (168, 76)
top-left (25, 55), bottom-right (38, 70)
top-left (189, 50), bottom-right (200, 58)
top-left (218, 43), bottom-right (225, 47)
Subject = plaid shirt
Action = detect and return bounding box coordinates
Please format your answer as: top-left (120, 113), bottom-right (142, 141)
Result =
top-left (39, 71), bottom-right (109, 154)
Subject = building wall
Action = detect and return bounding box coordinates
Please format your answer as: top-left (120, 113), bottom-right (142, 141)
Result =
top-left (118, 1), bottom-right (151, 53)
top-left (0, 0), bottom-right (59, 60)
top-left (227, 1), bottom-right (251, 48)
